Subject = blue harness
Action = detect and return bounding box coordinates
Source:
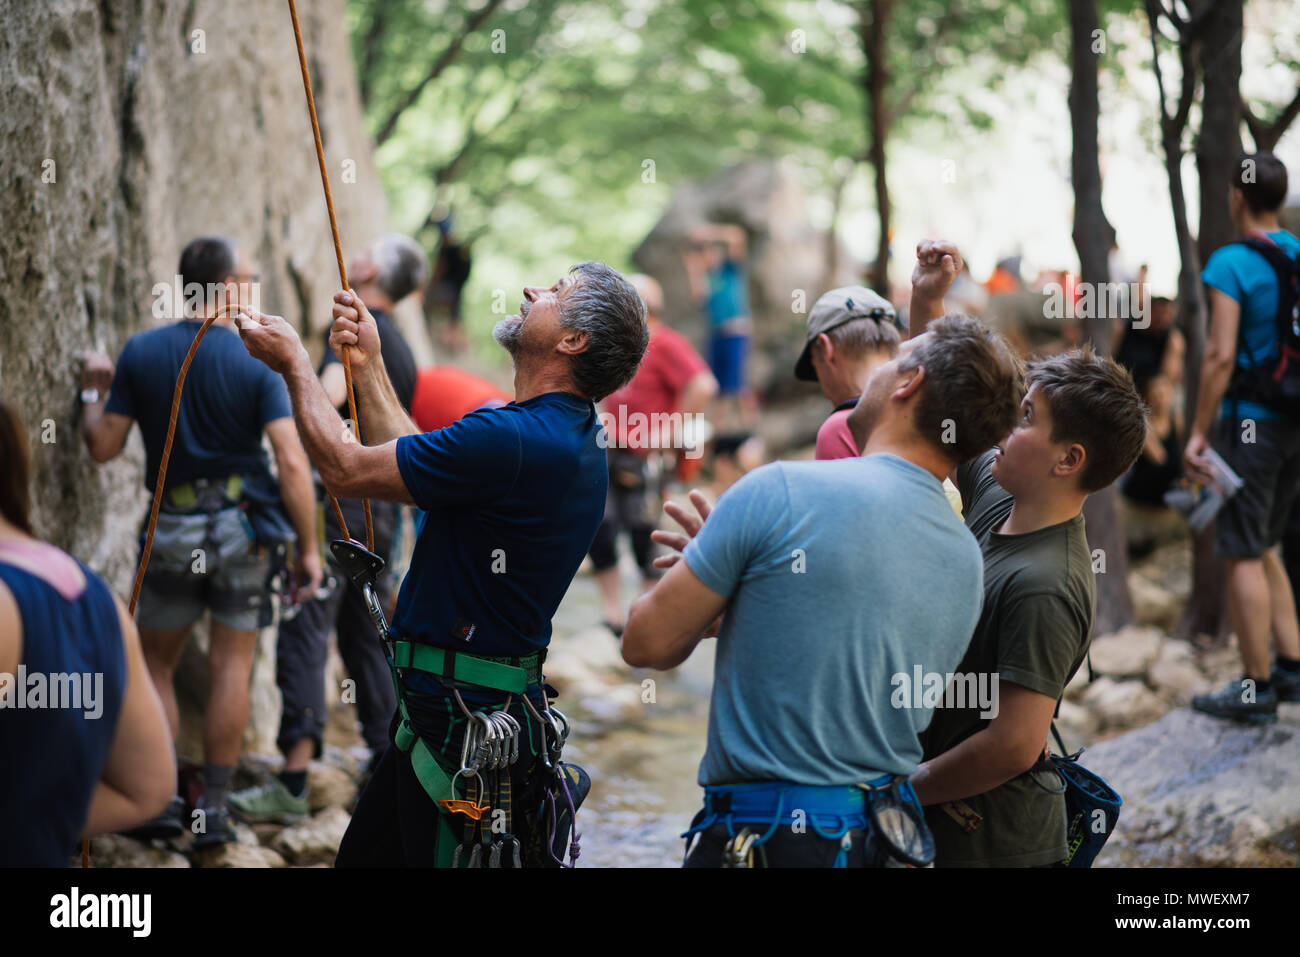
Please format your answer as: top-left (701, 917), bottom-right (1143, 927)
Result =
top-left (683, 773), bottom-right (915, 868)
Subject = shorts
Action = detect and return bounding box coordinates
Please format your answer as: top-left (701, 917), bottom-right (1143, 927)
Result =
top-left (587, 451), bottom-right (661, 577)
top-left (709, 332), bottom-right (749, 395)
top-left (1213, 415), bottom-right (1300, 559)
top-left (135, 505), bottom-right (280, 632)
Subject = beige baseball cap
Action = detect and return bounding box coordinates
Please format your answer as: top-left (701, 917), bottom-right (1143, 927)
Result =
top-left (794, 286), bottom-right (897, 381)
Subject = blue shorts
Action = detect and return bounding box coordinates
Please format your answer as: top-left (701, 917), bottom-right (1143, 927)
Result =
top-left (710, 332), bottom-right (749, 395)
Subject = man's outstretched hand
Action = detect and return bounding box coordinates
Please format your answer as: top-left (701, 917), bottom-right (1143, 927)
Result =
top-left (329, 290), bottom-right (383, 372)
top-left (651, 489), bottom-right (713, 570)
top-left (236, 309), bottom-right (309, 375)
top-left (912, 239), bottom-right (963, 304)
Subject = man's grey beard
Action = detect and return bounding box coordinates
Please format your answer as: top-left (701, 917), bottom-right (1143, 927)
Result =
top-left (492, 316), bottom-right (523, 357)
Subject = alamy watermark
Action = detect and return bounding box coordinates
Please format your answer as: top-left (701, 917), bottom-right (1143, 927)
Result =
top-left (597, 406), bottom-right (707, 459)
top-left (151, 274), bottom-right (260, 319)
top-left (0, 668), bottom-right (105, 719)
top-left (890, 666), bottom-right (999, 719)
top-left (1043, 281), bottom-right (1151, 329)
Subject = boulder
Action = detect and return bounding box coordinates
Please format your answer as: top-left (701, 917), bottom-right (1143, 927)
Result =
top-left (1053, 697), bottom-right (1100, 749)
top-left (1147, 640), bottom-right (1209, 704)
top-left (1063, 662), bottom-right (1094, 700)
top-left (1088, 625), bottom-right (1164, 679)
top-left (1086, 707), bottom-right (1300, 866)
top-left (308, 760), bottom-right (358, 812)
top-left (272, 806), bottom-right (352, 865)
top-left (87, 834), bottom-right (189, 868)
top-left (631, 160), bottom-right (860, 399)
top-left (1127, 573), bottom-right (1180, 632)
top-left (1080, 676), bottom-right (1167, 731)
top-left (193, 842), bottom-right (287, 868)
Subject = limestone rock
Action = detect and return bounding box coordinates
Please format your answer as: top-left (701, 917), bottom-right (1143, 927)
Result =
top-left (1088, 625), bottom-right (1164, 679)
top-left (579, 683), bottom-right (646, 724)
top-left (193, 842), bottom-right (287, 868)
top-left (1147, 640), bottom-right (1208, 703)
top-left (308, 760), bottom-right (358, 812)
top-left (1063, 662), bottom-right (1094, 700)
top-left (1080, 676), bottom-right (1166, 731)
top-left (1127, 573), bottom-right (1180, 632)
top-left (272, 806), bottom-right (351, 865)
top-left (632, 160), bottom-right (859, 399)
top-left (1087, 709), bottom-right (1300, 866)
top-left (1053, 697), bottom-right (1099, 749)
top-left (0, 0), bottom-right (412, 761)
top-left (87, 834), bottom-right (190, 868)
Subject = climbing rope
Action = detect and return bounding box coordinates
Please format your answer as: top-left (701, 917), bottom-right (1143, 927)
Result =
top-left (286, 0), bottom-right (374, 553)
top-left (83, 0), bottom-right (374, 869)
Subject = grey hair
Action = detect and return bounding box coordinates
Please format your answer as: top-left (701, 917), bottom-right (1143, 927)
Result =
top-left (559, 262), bottom-right (649, 401)
top-left (822, 316), bottom-right (901, 359)
top-left (369, 233), bottom-right (429, 303)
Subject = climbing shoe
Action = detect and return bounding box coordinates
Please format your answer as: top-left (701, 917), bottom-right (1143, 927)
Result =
top-left (1191, 678), bottom-right (1278, 724)
top-left (192, 805), bottom-right (238, 848)
top-left (122, 795), bottom-right (186, 841)
top-left (228, 778), bottom-right (309, 825)
top-left (1271, 665), bottom-right (1300, 703)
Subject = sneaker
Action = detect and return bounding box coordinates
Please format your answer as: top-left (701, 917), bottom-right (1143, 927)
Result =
top-left (1191, 678), bottom-right (1278, 724)
top-left (122, 795), bottom-right (185, 841)
top-left (228, 778), bottom-right (309, 825)
top-left (1272, 665), bottom-right (1300, 703)
top-left (192, 805), bottom-right (238, 848)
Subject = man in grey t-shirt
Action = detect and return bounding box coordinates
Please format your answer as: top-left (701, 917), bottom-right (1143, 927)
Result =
top-left (623, 308), bottom-right (1023, 868)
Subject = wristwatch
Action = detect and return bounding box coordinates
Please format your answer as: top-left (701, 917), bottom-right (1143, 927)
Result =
top-left (80, 387), bottom-right (102, 404)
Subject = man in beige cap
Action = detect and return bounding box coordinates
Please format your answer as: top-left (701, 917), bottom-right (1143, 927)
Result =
top-left (794, 286), bottom-right (901, 460)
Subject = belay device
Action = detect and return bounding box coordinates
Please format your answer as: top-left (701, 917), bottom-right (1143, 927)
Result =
top-left (329, 538), bottom-right (588, 867)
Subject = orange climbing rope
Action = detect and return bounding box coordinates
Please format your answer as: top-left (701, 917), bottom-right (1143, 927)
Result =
top-left (82, 1), bottom-right (374, 869)
top-left (287, 0), bottom-right (374, 554)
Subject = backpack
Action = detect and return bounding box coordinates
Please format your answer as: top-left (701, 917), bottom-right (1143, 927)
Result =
top-left (1225, 234), bottom-right (1300, 418)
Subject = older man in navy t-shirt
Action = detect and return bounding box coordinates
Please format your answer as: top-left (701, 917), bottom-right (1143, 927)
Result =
top-left (237, 260), bottom-right (647, 867)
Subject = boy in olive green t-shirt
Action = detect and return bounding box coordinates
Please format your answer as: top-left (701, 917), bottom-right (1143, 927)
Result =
top-left (903, 239), bottom-right (1148, 867)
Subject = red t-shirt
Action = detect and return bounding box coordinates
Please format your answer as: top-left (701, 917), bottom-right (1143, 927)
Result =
top-left (410, 366), bottom-right (511, 433)
top-left (815, 408), bottom-right (858, 460)
top-left (602, 321), bottom-right (709, 451)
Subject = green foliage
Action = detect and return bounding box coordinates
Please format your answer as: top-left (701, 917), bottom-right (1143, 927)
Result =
top-left (344, 0), bottom-right (1119, 354)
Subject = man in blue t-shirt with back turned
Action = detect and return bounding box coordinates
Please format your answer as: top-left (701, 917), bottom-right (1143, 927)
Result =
top-left (623, 309), bottom-right (1024, 868)
top-left (236, 261), bottom-right (648, 867)
top-left (1185, 152), bottom-right (1300, 723)
top-left (80, 236), bottom-right (321, 847)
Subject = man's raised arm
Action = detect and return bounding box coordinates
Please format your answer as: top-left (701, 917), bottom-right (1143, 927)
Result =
top-left (909, 239), bottom-right (963, 339)
top-left (236, 309), bottom-right (414, 506)
top-left (329, 290), bottom-right (419, 446)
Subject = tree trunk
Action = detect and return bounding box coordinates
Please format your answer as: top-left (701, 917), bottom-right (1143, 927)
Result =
top-left (1069, 0), bottom-right (1132, 635)
top-left (861, 0), bottom-right (893, 294)
top-left (1180, 0), bottom-right (1244, 642)
top-left (1194, 0), bottom-right (1243, 263)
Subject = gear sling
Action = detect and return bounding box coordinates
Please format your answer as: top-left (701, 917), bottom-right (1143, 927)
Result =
top-left (330, 540), bottom-right (585, 867)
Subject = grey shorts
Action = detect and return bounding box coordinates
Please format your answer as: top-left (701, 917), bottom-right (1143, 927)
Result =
top-left (135, 505), bottom-right (281, 632)
top-left (1213, 416), bottom-right (1300, 559)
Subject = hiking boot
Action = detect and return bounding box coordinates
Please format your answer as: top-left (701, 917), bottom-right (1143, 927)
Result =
top-left (1191, 678), bottom-right (1278, 724)
top-left (1272, 666), bottom-right (1300, 703)
top-left (122, 795), bottom-right (185, 841)
top-left (228, 778), bottom-right (309, 825)
top-left (192, 805), bottom-right (238, 848)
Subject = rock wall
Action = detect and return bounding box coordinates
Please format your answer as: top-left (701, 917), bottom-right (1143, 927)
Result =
top-left (0, 0), bottom-right (394, 589)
